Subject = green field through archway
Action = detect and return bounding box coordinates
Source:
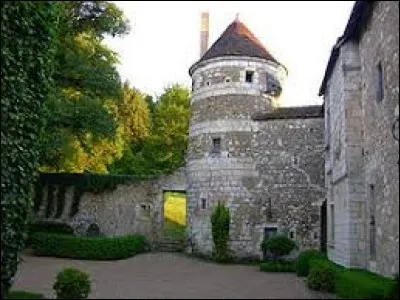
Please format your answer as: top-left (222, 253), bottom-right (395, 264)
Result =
top-left (163, 191), bottom-right (186, 239)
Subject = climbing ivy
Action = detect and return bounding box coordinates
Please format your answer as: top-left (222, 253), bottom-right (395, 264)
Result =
top-left (211, 202), bottom-right (231, 263)
top-left (1, 1), bottom-right (60, 297)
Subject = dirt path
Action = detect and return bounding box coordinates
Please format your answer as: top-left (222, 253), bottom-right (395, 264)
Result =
top-left (13, 252), bottom-right (335, 299)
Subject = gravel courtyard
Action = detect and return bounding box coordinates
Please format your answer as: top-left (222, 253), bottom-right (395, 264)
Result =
top-left (13, 252), bottom-right (335, 299)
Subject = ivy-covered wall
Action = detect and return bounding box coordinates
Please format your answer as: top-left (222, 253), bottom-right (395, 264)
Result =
top-left (1, 2), bottom-right (60, 297)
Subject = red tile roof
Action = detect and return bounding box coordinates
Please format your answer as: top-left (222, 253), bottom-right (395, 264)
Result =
top-left (194, 20), bottom-right (283, 68)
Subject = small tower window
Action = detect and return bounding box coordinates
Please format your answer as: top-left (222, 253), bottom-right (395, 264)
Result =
top-left (224, 76), bottom-right (231, 83)
top-left (201, 198), bottom-right (207, 209)
top-left (206, 80), bottom-right (211, 86)
top-left (212, 137), bottom-right (221, 153)
top-left (376, 62), bottom-right (384, 102)
top-left (245, 70), bottom-right (254, 83)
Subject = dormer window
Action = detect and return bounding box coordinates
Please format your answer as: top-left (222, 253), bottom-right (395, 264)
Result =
top-left (245, 71), bottom-right (254, 83)
top-left (224, 76), bottom-right (231, 83)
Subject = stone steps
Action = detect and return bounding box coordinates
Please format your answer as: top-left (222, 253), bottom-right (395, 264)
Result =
top-left (155, 238), bottom-right (186, 252)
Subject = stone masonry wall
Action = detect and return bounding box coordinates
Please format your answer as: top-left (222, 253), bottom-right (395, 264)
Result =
top-left (34, 168), bottom-right (187, 246)
top-left (188, 53), bottom-right (324, 259)
top-left (358, 1), bottom-right (399, 276)
top-left (324, 1), bottom-right (399, 277)
top-left (251, 118), bottom-right (325, 249)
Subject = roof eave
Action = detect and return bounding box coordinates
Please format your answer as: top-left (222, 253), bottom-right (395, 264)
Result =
top-left (318, 1), bottom-right (373, 97)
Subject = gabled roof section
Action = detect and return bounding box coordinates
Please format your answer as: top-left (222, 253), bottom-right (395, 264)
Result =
top-left (198, 19), bottom-right (282, 66)
top-left (318, 1), bottom-right (374, 96)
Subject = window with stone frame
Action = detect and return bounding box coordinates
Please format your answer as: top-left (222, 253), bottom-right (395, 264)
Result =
top-left (369, 184), bottom-right (377, 261)
top-left (211, 137), bottom-right (221, 154)
top-left (264, 226), bottom-right (278, 240)
top-left (245, 70), bottom-right (254, 83)
top-left (330, 204), bottom-right (335, 244)
top-left (201, 198), bottom-right (207, 209)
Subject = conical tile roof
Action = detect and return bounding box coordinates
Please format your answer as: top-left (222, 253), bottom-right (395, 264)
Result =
top-left (199, 19), bottom-right (281, 65)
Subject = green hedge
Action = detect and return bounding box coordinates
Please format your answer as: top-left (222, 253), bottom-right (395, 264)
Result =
top-left (295, 249), bottom-right (325, 277)
top-left (28, 221), bottom-right (74, 236)
top-left (7, 290), bottom-right (45, 299)
top-left (336, 268), bottom-right (396, 299)
top-left (305, 256), bottom-right (397, 299)
top-left (260, 260), bottom-right (295, 273)
top-left (307, 259), bottom-right (337, 293)
top-left (30, 233), bottom-right (147, 260)
top-left (26, 221), bottom-right (74, 247)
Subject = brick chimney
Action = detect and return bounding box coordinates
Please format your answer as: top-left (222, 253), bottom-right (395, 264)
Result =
top-left (200, 12), bottom-right (209, 58)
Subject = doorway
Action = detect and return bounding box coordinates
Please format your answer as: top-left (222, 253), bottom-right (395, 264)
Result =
top-left (162, 191), bottom-right (187, 240)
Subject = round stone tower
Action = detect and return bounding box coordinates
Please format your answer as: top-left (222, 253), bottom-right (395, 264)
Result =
top-left (187, 16), bottom-right (287, 258)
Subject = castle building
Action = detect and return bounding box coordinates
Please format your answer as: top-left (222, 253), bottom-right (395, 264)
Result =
top-left (187, 14), bottom-right (325, 259)
top-left (320, 0), bottom-right (399, 277)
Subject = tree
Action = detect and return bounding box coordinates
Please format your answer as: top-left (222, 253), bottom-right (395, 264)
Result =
top-left (39, 1), bottom-right (130, 173)
top-left (110, 84), bottom-right (190, 176)
top-left (1, 2), bottom-right (60, 297)
top-left (211, 202), bottom-right (231, 262)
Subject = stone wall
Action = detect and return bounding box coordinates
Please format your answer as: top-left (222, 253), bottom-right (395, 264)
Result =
top-left (323, 0), bottom-right (399, 277)
top-left (251, 117), bottom-right (325, 249)
top-left (358, 1), bottom-right (399, 276)
top-left (187, 50), bottom-right (324, 260)
top-left (33, 169), bottom-right (187, 245)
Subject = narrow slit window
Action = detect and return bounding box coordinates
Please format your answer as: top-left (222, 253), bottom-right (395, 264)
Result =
top-left (212, 137), bottom-right (221, 153)
top-left (245, 71), bottom-right (254, 83)
top-left (330, 204), bottom-right (335, 242)
top-left (376, 62), bottom-right (384, 102)
top-left (201, 198), bottom-right (207, 209)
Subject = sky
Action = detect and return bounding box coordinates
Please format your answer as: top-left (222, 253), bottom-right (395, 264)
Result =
top-left (105, 1), bottom-right (355, 107)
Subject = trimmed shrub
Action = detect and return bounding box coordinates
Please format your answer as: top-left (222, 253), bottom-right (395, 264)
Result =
top-left (261, 235), bottom-right (297, 261)
top-left (387, 273), bottom-right (399, 299)
top-left (26, 221), bottom-right (74, 247)
top-left (53, 268), bottom-right (91, 299)
top-left (7, 290), bottom-right (45, 299)
top-left (30, 233), bottom-right (147, 260)
top-left (307, 259), bottom-right (337, 293)
top-left (28, 221), bottom-right (74, 236)
top-left (260, 260), bottom-right (295, 273)
top-left (336, 268), bottom-right (396, 299)
top-left (295, 249), bottom-right (325, 277)
top-left (211, 202), bottom-right (231, 263)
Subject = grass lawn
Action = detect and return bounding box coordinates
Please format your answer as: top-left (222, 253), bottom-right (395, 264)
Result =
top-left (163, 191), bottom-right (186, 239)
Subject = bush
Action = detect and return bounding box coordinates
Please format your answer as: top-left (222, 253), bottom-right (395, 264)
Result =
top-left (30, 233), bottom-right (147, 260)
top-left (28, 221), bottom-right (74, 236)
top-left (261, 235), bottom-right (297, 261)
top-left (336, 268), bottom-right (396, 299)
top-left (387, 273), bottom-right (399, 299)
top-left (307, 259), bottom-right (337, 293)
top-left (7, 290), bottom-right (45, 299)
top-left (295, 249), bottom-right (325, 277)
top-left (1, 1), bottom-right (60, 297)
top-left (260, 260), bottom-right (295, 273)
top-left (53, 268), bottom-right (91, 299)
top-left (26, 221), bottom-right (74, 247)
top-left (211, 202), bottom-right (231, 263)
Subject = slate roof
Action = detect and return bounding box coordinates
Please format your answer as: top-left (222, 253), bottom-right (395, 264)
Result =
top-left (319, 1), bottom-right (374, 96)
top-left (252, 105), bottom-right (323, 121)
top-left (190, 19), bottom-right (284, 74)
